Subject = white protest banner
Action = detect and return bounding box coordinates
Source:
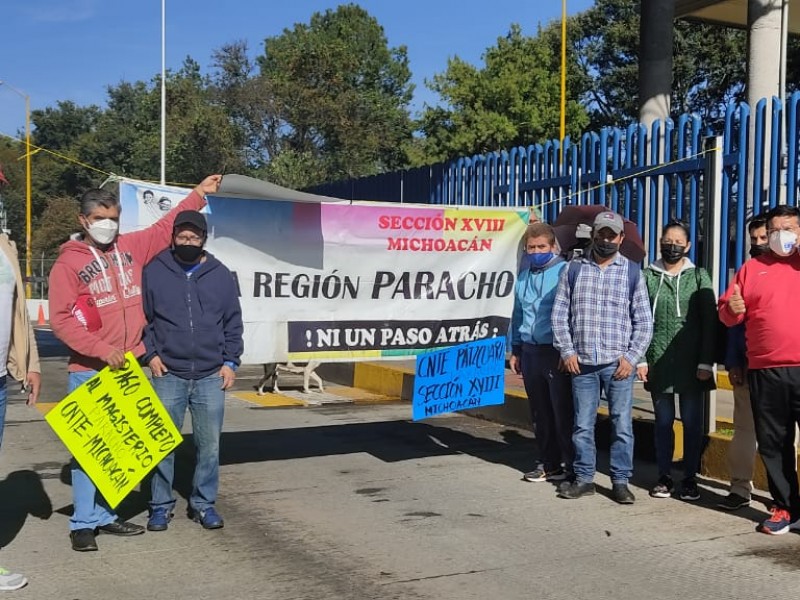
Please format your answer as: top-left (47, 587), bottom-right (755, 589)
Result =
top-left (118, 178), bottom-right (528, 363)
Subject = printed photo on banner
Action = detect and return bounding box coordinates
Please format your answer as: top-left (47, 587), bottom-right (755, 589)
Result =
top-left (45, 353), bottom-right (183, 508)
top-left (118, 180), bottom-right (197, 232)
top-left (412, 337), bottom-right (506, 421)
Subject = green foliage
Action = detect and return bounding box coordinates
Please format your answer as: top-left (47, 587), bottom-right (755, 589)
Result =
top-left (572, 0), bottom-right (747, 128)
top-left (18, 0), bottom-right (794, 261)
top-left (417, 23), bottom-right (589, 163)
top-left (31, 195), bottom-right (79, 257)
top-left (256, 3), bottom-right (414, 187)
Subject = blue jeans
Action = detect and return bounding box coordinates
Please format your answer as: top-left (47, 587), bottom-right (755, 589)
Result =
top-left (571, 363), bottom-right (635, 484)
top-left (0, 375), bottom-right (8, 449)
top-left (69, 370), bottom-right (118, 531)
top-left (150, 373), bottom-right (225, 513)
top-left (652, 391), bottom-right (704, 480)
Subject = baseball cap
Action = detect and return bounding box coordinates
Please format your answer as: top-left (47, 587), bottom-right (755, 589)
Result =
top-left (593, 211), bottom-right (624, 235)
top-left (173, 210), bottom-right (207, 233)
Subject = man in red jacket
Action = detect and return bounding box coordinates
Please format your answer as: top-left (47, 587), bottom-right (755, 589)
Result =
top-left (49, 174), bottom-right (222, 552)
top-left (719, 204), bottom-right (800, 535)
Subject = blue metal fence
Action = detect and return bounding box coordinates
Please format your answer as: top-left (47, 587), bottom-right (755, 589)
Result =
top-left (308, 92), bottom-right (800, 294)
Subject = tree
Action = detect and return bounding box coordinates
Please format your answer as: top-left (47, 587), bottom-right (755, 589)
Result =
top-left (572, 0), bottom-right (747, 129)
top-left (417, 23), bottom-right (589, 163)
top-left (256, 4), bottom-right (415, 187)
top-left (31, 195), bottom-right (79, 257)
top-left (211, 40), bottom-right (281, 170)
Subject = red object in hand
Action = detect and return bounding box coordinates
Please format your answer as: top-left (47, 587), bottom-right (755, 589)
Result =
top-left (71, 294), bottom-right (102, 332)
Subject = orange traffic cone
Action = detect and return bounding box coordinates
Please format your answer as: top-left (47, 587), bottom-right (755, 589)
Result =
top-left (37, 304), bottom-right (46, 326)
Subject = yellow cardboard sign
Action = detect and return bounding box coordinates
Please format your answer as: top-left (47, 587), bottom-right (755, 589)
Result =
top-left (45, 353), bottom-right (183, 508)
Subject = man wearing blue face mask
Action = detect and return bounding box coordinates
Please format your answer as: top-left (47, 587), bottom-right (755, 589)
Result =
top-left (510, 223), bottom-right (574, 483)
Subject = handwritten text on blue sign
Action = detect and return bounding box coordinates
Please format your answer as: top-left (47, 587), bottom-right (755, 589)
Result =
top-left (412, 337), bottom-right (506, 421)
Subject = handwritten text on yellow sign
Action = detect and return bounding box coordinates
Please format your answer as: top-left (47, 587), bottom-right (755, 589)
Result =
top-left (46, 353), bottom-right (182, 508)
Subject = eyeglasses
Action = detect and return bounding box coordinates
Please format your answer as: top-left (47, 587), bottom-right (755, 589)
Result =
top-left (174, 234), bottom-right (204, 244)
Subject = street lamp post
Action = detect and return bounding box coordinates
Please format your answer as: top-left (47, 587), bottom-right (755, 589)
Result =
top-left (0, 80), bottom-right (33, 298)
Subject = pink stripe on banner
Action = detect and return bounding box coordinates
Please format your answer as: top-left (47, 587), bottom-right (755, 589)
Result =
top-left (320, 204), bottom-right (446, 243)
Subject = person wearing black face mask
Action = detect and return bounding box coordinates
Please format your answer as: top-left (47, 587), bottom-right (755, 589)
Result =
top-left (718, 216), bottom-right (767, 512)
top-left (141, 210), bottom-right (243, 533)
top-left (639, 221), bottom-right (717, 503)
top-left (551, 211), bottom-right (653, 505)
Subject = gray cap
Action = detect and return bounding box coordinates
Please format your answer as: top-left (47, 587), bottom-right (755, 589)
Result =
top-left (593, 211), bottom-right (624, 235)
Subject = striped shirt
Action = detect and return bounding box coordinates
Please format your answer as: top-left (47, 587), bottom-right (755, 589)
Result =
top-left (551, 254), bottom-right (653, 367)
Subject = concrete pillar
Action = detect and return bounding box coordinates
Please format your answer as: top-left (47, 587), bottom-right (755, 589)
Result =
top-left (747, 0), bottom-right (783, 209)
top-left (639, 0), bottom-right (675, 257)
top-left (638, 0), bottom-right (675, 128)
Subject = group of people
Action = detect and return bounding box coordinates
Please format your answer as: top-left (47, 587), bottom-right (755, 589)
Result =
top-left (47, 174), bottom-right (244, 551)
top-left (0, 175), bottom-right (243, 589)
top-left (511, 208), bottom-right (800, 536)
top-left (0, 181), bottom-right (797, 588)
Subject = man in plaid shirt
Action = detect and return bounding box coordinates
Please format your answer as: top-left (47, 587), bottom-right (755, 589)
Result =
top-left (551, 211), bottom-right (653, 504)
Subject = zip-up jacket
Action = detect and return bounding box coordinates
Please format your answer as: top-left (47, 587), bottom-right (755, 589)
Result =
top-left (49, 191), bottom-right (206, 372)
top-left (0, 234), bottom-right (40, 380)
top-left (642, 258), bottom-right (716, 393)
top-left (511, 257), bottom-right (566, 353)
top-left (142, 249), bottom-right (243, 380)
top-left (719, 252), bottom-right (800, 369)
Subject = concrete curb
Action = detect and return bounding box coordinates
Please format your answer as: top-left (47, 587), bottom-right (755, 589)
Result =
top-left (319, 361), bottom-right (800, 487)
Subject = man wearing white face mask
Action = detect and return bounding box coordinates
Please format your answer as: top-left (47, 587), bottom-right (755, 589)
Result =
top-left (48, 174), bottom-right (222, 552)
top-left (719, 205), bottom-right (800, 535)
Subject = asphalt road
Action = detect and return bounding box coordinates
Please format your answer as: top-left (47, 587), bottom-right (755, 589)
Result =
top-left (0, 330), bottom-right (798, 599)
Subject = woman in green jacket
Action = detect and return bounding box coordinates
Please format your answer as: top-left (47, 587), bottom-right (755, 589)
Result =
top-left (637, 220), bottom-right (717, 502)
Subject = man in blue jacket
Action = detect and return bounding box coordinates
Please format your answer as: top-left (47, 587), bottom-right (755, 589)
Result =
top-left (510, 223), bottom-right (574, 483)
top-left (142, 210), bottom-right (243, 531)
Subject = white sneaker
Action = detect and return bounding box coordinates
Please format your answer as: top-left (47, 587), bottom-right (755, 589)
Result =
top-left (0, 567), bottom-right (27, 591)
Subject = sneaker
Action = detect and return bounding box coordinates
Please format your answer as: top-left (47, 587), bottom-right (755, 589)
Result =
top-left (0, 567), bottom-right (27, 591)
top-left (758, 507), bottom-right (793, 535)
top-left (679, 478), bottom-right (701, 501)
top-left (717, 493), bottom-right (750, 511)
top-left (650, 475), bottom-right (674, 499)
top-left (70, 528), bottom-right (98, 552)
top-left (522, 466), bottom-right (548, 482)
top-left (97, 519), bottom-right (145, 536)
top-left (557, 481), bottom-right (595, 499)
top-left (192, 506), bottom-right (224, 530)
top-left (545, 467), bottom-right (569, 482)
top-left (522, 466), bottom-right (567, 482)
top-left (611, 483), bottom-right (636, 504)
top-left (147, 507), bottom-right (173, 532)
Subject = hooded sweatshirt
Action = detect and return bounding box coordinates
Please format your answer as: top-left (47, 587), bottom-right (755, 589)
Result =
top-left (48, 191), bottom-right (206, 372)
top-left (643, 258), bottom-right (717, 393)
top-left (142, 249), bottom-right (243, 379)
top-left (511, 256), bottom-right (566, 351)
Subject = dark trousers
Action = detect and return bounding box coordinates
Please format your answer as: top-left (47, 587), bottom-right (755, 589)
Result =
top-left (749, 367), bottom-right (800, 514)
top-left (520, 344), bottom-right (575, 471)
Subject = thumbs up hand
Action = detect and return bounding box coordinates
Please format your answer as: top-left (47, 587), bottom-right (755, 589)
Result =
top-left (728, 284), bottom-right (746, 315)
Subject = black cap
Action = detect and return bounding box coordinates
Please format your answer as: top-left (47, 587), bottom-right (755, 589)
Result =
top-left (173, 210), bottom-right (207, 233)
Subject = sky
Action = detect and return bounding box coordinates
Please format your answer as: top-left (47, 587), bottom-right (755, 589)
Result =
top-left (0, 0), bottom-right (595, 141)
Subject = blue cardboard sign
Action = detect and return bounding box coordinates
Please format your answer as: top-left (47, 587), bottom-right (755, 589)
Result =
top-left (412, 337), bottom-right (506, 421)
